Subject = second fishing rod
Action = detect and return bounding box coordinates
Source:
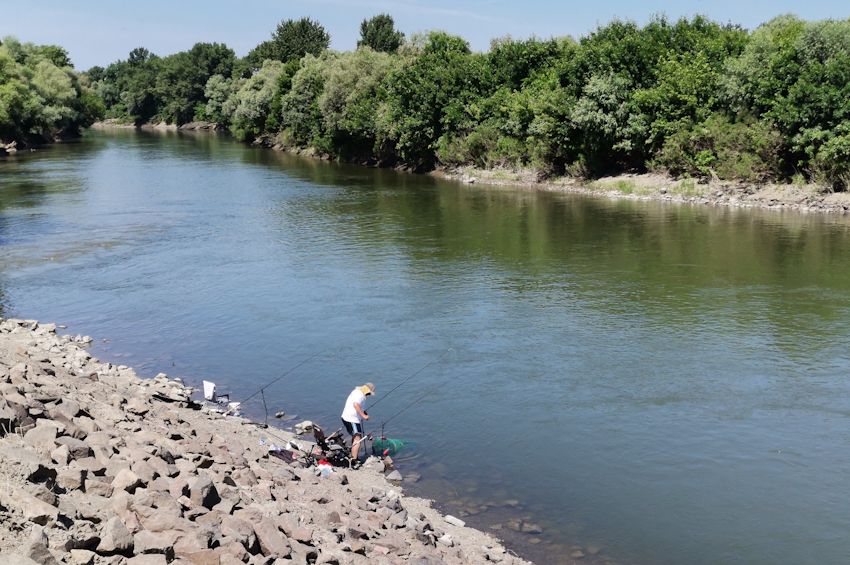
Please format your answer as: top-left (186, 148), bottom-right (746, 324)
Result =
top-left (365, 347), bottom-right (453, 411)
top-left (234, 348), bottom-right (332, 424)
top-left (357, 348), bottom-right (454, 445)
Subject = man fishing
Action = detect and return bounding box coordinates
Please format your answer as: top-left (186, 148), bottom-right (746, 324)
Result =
top-left (341, 382), bottom-right (375, 463)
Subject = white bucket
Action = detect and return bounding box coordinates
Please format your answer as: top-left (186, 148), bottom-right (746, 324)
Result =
top-left (202, 380), bottom-right (216, 401)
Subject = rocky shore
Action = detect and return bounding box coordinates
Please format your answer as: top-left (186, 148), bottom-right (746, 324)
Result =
top-left (438, 167), bottom-right (850, 215)
top-left (90, 121), bottom-right (221, 133)
top-left (0, 318), bottom-right (530, 565)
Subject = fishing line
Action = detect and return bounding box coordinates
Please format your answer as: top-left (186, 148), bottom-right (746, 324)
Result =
top-left (367, 347), bottom-right (453, 410)
top-left (381, 390), bottom-right (434, 427)
top-left (236, 348), bottom-right (328, 406)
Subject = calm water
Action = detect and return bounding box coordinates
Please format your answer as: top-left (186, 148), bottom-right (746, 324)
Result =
top-left (3, 130), bottom-right (850, 564)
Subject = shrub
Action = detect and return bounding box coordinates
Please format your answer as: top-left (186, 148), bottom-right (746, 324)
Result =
top-left (652, 114), bottom-right (782, 182)
top-left (809, 123), bottom-right (850, 190)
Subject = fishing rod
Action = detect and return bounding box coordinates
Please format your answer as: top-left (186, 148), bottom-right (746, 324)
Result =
top-left (237, 349), bottom-right (328, 406)
top-left (367, 348), bottom-right (453, 411)
top-left (358, 389), bottom-right (435, 459)
top-left (381, 390), bottom-right (433, 428)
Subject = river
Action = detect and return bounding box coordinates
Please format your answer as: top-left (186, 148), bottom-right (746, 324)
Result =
top-left (3, 129), bottom-right (850, 564)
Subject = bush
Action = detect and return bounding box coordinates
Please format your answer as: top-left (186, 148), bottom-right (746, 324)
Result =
top-left (810, 123), bottom-right (850, 190)
top-left (652, 114), bottom-right (782, 182)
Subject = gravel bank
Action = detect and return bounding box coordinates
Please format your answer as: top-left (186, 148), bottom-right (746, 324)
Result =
top-left (438, 168), bottom-right (850, 215)
top-left (0, 318), bottom-right (531, 565)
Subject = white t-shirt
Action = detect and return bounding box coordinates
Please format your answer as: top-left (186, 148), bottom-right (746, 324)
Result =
top-left (341, 388), bottom-right (367, 423)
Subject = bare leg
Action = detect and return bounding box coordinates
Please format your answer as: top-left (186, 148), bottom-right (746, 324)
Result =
top-left (351, 433), bottom-right (362, 460)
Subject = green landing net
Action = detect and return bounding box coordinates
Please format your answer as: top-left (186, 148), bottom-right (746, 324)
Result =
top-left (372, 437), bottom-right (408, 457)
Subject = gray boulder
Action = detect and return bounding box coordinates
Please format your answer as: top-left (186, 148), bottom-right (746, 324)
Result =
top-left (253, 517), bottom-right (291, 558)
top-left (112, 468), bottom-right (143, 493)
top-left (97, 516), bottom-right (134, 554)
top-left (23, 425), bottom-right (58, 455)
top-left (127, 555), bottom-right (167, 565)
top-left (187, 473), bottom-right (220, 509)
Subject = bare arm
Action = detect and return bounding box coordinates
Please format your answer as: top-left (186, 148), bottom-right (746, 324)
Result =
top-left (354, 402), bottom-right (369, 420)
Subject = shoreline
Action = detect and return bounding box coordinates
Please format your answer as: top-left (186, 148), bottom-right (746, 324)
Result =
top-left (0, 318), bottom-right (532, 564)
top-left (89, 120), bottom-right (221, 133)
top-left (433, 167), bottom-right (850, 216)
top-left (85, 121), bottom-right (850, 217)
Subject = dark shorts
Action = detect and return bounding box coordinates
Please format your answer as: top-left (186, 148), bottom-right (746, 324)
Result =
top-left (342, 419), bottom-right (364, 436)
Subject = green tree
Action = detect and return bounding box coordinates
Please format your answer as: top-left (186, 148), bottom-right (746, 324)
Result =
top-left (246, 18), bottom-right (330, 69)
top-left (155, 42), bottom-right (236, 124)
top-left (569, 72), bottom-right (638, 173)
top-left (382, 32), bottom-right (492, 169)
top-left (319, 48), bottom-right (399, 158)
top-left (203, 74), bottom-right (241, 125)
top-left (486, 36), bottom-right (562, 90)
top-left (229, 60), bottom-right (284, 140)
top-left (280, 53), bottom-right (332, 148)
top-left (358, 14), bottom-right (404, 53)
top-left (725, 16), bottom-right (850, 183)
top-left (0, 36), bottom-right (101, 144)
top-left (120, 49), bottom-right (160, 124)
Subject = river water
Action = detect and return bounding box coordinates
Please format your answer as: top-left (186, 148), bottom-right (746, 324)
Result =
top-left (3, 129), bottom-right (850, 564)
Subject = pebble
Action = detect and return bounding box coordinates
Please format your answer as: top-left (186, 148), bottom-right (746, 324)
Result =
top-left (445, 515), bottom-right (466, 528)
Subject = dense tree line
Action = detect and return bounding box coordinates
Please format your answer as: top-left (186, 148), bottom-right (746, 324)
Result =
top-left (0, 37), bottom-right (102, 146)
top-left (88, 14), bottom-right (850, 188)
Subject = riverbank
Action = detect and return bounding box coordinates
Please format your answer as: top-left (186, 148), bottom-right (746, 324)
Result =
top-left (253, 132), bottom-right (850, 216)
top-left (436, 167), bottom-right (850, 215)
top-left (90, 120), bottom-right (222, 133)
top-left (0, 318), bottom-right (531, 564)
top-left (85, 122), bottom-right (850, 216)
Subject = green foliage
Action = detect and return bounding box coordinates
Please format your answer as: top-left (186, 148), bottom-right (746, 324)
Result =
top-left (265, 59), bottom-right (302, 133)
top-left (651, 114), bottom-right (783, 182)
top-left (203, 74), bottom-right (241, 125)
top-left (560, 16), bottom-right (748, 173)
top-left (318, 48), bottom-right (399, 159)
top-left (569, 72), bottom-right (637, 173)
top-left (230, 60), bottom-right (284, 140)
top-left (156, 43), bottom-right (236, 125)
top-left (382, 32), bottom-right (493, 169)
top-left (487, 37), bottom-right (567, 90)
top-left (635, 52), bottom-right (724, 153)
top-left (808, 123), bottom-right (850, 189)
top-left (246, 18), bottom-right (330, 69)
top-left (63, 14), bottom-right (850, 186)
top-left (91, 43), bottom-right (235, 125)
top-left (155, 43), bottom-right (236, 124)
top-left (725, 16), bottom-right (850, 182)
top-left (0, 36), bottom-right (100, 144)
top-left (281, 54), bottom-right (331, 148)
top-left (90, 47), bottom-right (160, 124)
top-left (436, 121), bottom-right (530, 169)
top-left (358, 14), bottom-right (404, 53)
